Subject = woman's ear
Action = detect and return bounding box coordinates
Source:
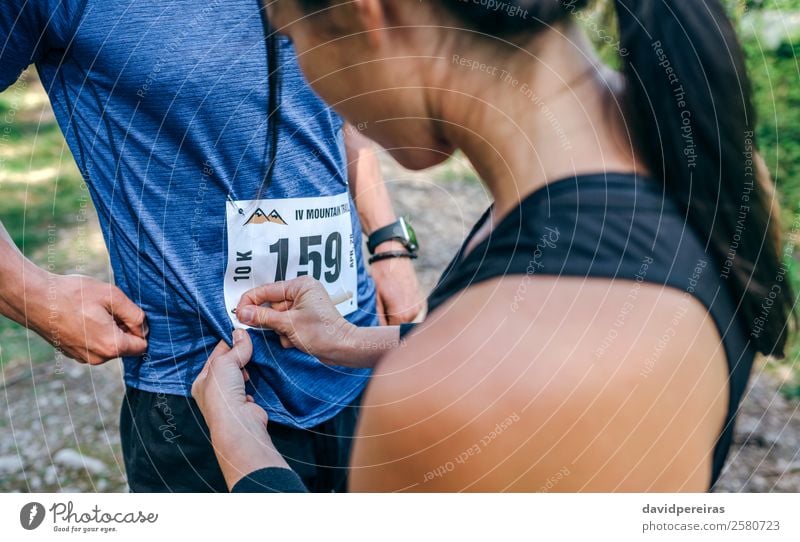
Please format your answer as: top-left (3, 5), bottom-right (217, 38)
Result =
top-left (279, 0), bottom-right (390, 48)
top-left (265, 0), bottom-right (302, 35)
top-left (350, 0), bottom-right (388, 49)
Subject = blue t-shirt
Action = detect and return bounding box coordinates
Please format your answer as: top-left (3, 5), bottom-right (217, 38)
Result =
top-left (0, 0), bottom-right (377, 428)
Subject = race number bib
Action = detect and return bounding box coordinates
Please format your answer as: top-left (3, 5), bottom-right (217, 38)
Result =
top-left (224, 191), bottom-right (358, 329)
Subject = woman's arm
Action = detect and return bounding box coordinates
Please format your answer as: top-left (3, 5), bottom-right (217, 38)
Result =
top-left (236, 276), bottom-right (406, 368)
top-left (331, 323), bottom-right (404, 368)
top-left (349, 277), bottom-right (727, 492)
top-left (191, 331), bottom-right (307, 492)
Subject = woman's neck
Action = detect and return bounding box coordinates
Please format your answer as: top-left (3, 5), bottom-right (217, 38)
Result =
top-left (429, 25), bottom-right (640, 221)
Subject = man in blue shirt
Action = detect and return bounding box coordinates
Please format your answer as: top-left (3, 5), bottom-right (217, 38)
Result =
top-left (0, 0), bottom-right (422, 491)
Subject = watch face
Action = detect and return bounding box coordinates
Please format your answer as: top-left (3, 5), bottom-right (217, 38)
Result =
top-left (402, 218), bottom-right (419, 252)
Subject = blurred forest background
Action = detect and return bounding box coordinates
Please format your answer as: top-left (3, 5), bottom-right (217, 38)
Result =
top-left (1, 0), bottom-right (800, 491)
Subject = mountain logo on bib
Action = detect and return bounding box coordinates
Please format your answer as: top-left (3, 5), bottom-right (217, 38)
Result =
top-left (245, 208), bottom-right (288, 226)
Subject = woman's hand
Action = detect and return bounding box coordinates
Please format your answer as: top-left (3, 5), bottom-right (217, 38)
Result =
top-left (191, 330), bottom-right (266, 430)
top-left (192, 330), bottom-right (289, 490)
top-left (235, 276), bottom-right (355, 365)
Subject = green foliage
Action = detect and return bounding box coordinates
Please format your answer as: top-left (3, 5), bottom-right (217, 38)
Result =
top-left (745, 39), bottom-right (800, 211)
top-left (585, 1), bottom-right (800, 396)
top-left (0, 173), bottom-right (88, 251)
top-left (745, 0), bottom-right (800, 10)
top-left (0, 94), bottom-right (87, 251)
top-left (734, 4), bottom-right (800, 398)
top-left (781, 379), bottom-right (800, 399)
top-left (0, 76), bottom-right (86, 366)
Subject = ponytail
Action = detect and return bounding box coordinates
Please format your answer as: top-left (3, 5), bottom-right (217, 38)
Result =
top-left (443, 0), bottom-right (795, 356)
top-left (613, 0), bottom-right (793, 356)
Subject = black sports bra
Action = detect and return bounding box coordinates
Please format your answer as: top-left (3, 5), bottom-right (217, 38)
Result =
top-left (415, 172), bottom-right (755, 489)
top-left (240, 172), bottom-right (754, 493)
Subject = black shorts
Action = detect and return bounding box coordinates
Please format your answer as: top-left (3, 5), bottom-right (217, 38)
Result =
top-left (119, 386), bottom-right (361, 492)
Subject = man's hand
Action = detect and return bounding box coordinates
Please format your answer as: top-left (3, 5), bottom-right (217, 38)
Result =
top-left (28, 274), bottom-right (148, 365)
top-left (0, 224), bottom-right (147, 365)
top-left (370, 241), bottom-right (424, 325)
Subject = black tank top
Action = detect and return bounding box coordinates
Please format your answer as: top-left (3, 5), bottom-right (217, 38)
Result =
top-left (415, 172), bottom-right (754, 489)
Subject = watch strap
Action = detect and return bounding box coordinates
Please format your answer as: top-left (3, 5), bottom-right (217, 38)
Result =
top-left (368, 250), bottom-right (418, 265)
top-left (367, 219), bottom-right (410, 254)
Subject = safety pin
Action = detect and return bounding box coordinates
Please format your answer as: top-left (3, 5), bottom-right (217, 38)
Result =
top-left (227, 194), bottom-right (246, 215)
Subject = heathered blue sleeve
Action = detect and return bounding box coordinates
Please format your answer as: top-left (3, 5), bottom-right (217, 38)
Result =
top-left (0, 0), bottom-right (83, 90)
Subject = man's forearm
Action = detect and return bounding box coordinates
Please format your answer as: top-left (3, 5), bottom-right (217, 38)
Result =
top-left (0, 221), bottom-right (48, 326)
top-left (344, 125), bottom-right (424, 325)
top-left (344, 125), bottom-right (398, 239)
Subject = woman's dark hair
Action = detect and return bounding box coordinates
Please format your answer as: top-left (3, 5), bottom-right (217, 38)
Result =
top-left (296, 0), bottom-right (795, 356)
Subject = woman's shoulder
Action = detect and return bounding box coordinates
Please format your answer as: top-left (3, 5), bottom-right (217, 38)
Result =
top-left (384, 275), bottom-right (724, 386)
top-left (350, 276), bottom-right (728, 491)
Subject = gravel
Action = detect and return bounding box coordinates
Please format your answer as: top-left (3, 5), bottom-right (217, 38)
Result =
top-left (53, 449), bottom-right (108, 476)
top-left (0, 455), bottom-right (24, 475)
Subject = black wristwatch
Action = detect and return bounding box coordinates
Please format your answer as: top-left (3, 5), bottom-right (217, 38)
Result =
top-left (367, 217), bottom-right (419, 255)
